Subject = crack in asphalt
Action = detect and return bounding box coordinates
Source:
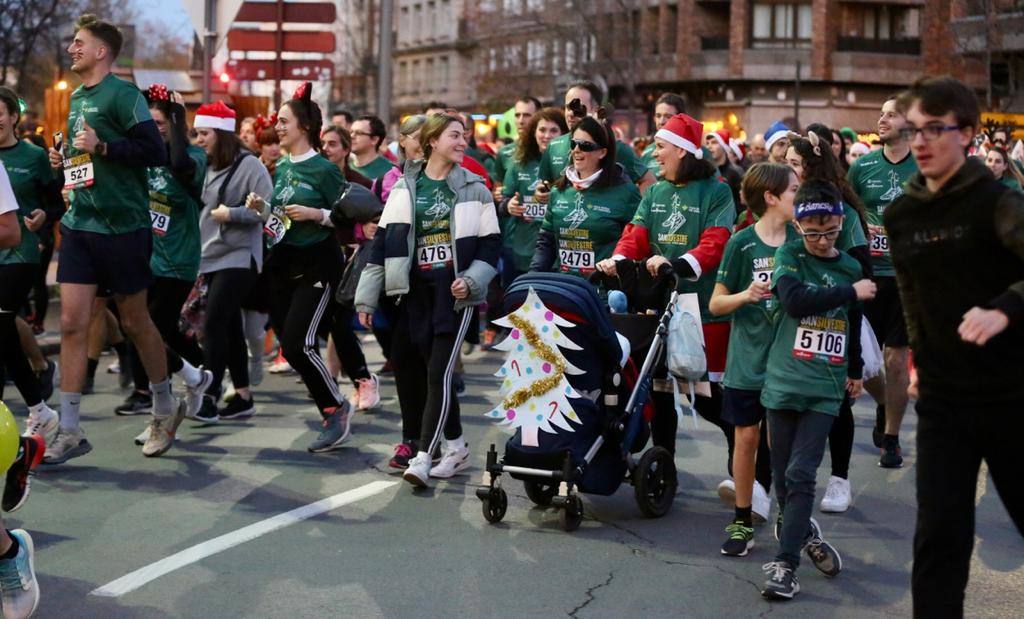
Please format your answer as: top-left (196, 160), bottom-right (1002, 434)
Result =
top-left (662, 558), bottom-right (763, 595)
top-left (567, 571), bottom-right (615, 618)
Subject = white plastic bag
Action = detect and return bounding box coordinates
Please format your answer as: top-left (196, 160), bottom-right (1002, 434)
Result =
top-left (666, 293), bottom-right (706, 428)
top-left (861, 315), bottom-right (883, 381)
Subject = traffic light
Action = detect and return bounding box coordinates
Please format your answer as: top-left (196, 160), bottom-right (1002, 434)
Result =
top-left (219, 72), bottom-right (231, 85)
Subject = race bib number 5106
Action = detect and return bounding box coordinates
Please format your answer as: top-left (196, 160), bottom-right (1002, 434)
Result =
top-left (793, 319), bottom-right (847, 365)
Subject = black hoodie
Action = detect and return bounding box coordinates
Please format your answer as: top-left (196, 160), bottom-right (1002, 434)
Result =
top-left (884, 157), bottom-right (1024, 406)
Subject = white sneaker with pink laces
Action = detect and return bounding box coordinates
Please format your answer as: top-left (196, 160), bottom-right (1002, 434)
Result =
top-left (355, 374), bottom-right (381, 411)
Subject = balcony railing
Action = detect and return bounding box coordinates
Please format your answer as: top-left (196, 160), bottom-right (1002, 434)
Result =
top-left (836, 37), bottom-right (921, 55)
top-left (701, 36), bottom-right (730, 51)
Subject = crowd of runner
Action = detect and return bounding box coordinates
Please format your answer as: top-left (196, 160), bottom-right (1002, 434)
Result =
top-left (0, 13), bottom-right (1020, 619)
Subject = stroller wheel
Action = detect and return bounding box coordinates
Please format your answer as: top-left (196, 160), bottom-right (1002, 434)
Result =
top-left (633, 447), bottom-right (677, 518)
top-left (482, 488), bottom-right (508, 523)
top-left (524, 480), bottom-right (557, 507)
top-left (561, 495), bottom-right (584, 532)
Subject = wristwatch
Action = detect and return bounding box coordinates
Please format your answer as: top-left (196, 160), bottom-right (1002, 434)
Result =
top-left (95, 141), bottom-right (107, 157)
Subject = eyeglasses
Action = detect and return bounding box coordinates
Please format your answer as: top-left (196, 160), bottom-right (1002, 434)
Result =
top-left (570, 139), bottom-right (601, 152)
top-left (795, 224), bottom-right (842, 242)
top-left (898, 124), bottom-right (962, 142)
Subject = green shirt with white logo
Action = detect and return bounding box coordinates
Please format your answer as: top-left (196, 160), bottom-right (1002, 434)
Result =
top-left (0, 142), bottom-right (54, 265)
top-left (272, 154), bottom-right (346, 248)
top-left (414, 173), bottom-right (456, 274)
top-left (62, 74), bottom-right (152, 235)
top-left (538, 134), bottom-right (647, 185)
top-left (351, 155), bottom-right (395, 181)
top-left (846, 149), bottom-right (917, 277)
top-left (630, 178), bottom-right (735, 321)
top-left (760, 241), bottom-right (864, 416)
top-left (148, 145), bottom-right (205, 280)
top-left (542, 180), bottom-right (640, 277)
top-left (493, 142), bottom-right (517, 188)
top-left (716, 224), bottom-right (800, 390)
top-left (501, 157), bottom-right (545, 273)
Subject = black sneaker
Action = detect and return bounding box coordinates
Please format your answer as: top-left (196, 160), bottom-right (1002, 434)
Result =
top-left (188, 396), bottom-right (220, 424)
top-left (3, 435), bottom-right (45, 512)
top-left (721, 520), bottom-right (755, 557)
top-left (115, 391), bottom-right (152, 416)
top-left (872, 404), bottom-right (886, 449)
top-left (218, 395), bottom-right (255, 420)
top-left (761, 561), bottom-right (799, 600)
top-left (36, 360), bottom-right (56, 403)
top-left (879, 435), bottom-right (903, 468)
top-left (388, 440), bottom-right (417, 470)
top-left (804, 517), bottom-right (843, 578)
top-left (82, 374), bottom-right (95, 395)
top-left (453, 373), bottom-right (465, 395)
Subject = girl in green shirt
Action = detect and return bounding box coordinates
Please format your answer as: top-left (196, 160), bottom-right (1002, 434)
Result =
top-left (500, 106), bottom-right (567, 285)
top-left (985, 147), bottom-right (1024, 190)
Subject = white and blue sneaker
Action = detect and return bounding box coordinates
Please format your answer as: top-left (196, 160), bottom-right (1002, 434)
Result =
top-left (0, 529), bottom-right (39, 619)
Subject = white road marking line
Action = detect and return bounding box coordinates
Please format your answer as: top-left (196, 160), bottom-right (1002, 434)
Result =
top-left (90, 480), bottom-right (399, 598)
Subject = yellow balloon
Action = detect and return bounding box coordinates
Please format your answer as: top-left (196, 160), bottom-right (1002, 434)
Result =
top-left (0, 402), bottom-right (20, 474)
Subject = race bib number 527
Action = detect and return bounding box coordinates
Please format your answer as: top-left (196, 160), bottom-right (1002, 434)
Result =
top-left (63, 154), bottom-right (95, 189)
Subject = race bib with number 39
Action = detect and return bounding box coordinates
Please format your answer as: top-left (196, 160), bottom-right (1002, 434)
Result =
top-left (868, 224), bottom-right (889, 257)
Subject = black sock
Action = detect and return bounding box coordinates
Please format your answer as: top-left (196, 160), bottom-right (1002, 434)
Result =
top-left (884, 433), bottom-right (899, 442)
top-left (86, 357), bottom-right (99, 380)
top-left (1, 532), bottom-right (19, 560)
top-left (735, 506), bottom-right (753, 527)
top-left (113, 341), bottom-right (130, 366)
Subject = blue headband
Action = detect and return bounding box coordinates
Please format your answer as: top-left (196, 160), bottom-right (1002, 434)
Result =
top-left (795, 201), bottom-right (844, 220)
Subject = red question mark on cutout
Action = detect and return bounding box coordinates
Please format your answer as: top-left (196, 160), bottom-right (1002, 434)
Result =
top-left (511, 360), bottom-right (521, 376)
top-left (548, 401), bottom-right (558, 419)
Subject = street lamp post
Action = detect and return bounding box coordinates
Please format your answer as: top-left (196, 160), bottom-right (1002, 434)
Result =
top-left (203, 0), bottom-right (216, 103)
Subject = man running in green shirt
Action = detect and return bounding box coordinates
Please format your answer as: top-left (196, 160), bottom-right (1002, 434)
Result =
top-left (492, 96), bottom-right (540, 202)
top-left (846, 95), bottom-right (918, 468)
top-left (45, 14), bottom-right (181, 463)
top-left (349, 115), bottom-right (395, 180)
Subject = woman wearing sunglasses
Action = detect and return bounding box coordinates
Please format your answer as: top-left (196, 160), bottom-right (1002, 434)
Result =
top-left (596, 112), bottom-right (736, 473)
top-left (784, 130), bottom-right (874, 515)
top-left (529, 115), bottom-right (641, 277)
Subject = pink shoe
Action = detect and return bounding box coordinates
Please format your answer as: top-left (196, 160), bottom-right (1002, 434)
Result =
top-left (355, 374), bottom-right (381, 411)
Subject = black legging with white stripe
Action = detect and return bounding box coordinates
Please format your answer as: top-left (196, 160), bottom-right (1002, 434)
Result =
top-left (392, 283), bottom-right (471, 456)
top-left (265, 239), bottom-right (344, 413)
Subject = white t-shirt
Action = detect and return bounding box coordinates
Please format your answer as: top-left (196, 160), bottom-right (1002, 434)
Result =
top-left (0, 163), bottom-right (17, 215)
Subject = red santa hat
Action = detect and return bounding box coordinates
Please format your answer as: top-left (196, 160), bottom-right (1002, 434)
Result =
top-left (707, 129), bottom-right (731, 153)
top-left (728, 137), bottom-right (745, 160)
top-left (655, 113), bottom-right (704, 159)
top-left (194, 101), bottom-right (237, 132)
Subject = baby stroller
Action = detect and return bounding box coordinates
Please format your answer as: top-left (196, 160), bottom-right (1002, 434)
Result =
top-left (476, 266), bottom-right (680, 531)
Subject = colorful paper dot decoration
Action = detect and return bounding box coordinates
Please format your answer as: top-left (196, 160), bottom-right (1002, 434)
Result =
top-left (526, 367), bottom-right (533, 375)
top-left (542, 362), bottom-right (552, 373)
top-left (542, 325), bottom-right (549, 333)
top-left (535, 414), bottom-right (543, 422)
top-left (544, 311), bottom-right (554, 321)
top-left (511, 330), bottom-right (520, 340)
top-left (506, 409), bottom-right (516, 420)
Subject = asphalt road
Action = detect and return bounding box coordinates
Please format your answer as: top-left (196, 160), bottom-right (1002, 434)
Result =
top-left (2, 340), bottom-right (1022, 618)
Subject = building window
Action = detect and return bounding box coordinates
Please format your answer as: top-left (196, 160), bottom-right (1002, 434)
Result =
top-left (440, 56), bottom-right (450, 92)
top-left (411, 59), bottom-right (421, 95)
top-left (527, 40), bottom-right (545, 71)
top-left (751, 1), bottom-right (812, 49)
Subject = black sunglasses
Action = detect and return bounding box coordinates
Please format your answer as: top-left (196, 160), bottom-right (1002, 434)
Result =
top-left (570, 138), bottom-right (601, 152)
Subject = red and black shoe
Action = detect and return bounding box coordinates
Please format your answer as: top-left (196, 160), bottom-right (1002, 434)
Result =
top-left (4, 435), bottom-right (46, 513)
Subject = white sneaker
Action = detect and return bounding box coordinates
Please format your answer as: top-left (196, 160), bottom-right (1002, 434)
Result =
top-left (752, 481), bottom-right (772, 523)
top-left (268, 360), bottom-right (293, 374)
top-left (402, 452), bottom-right (432, 488)
top-left (23, 405), bottom-right (59, 442)
top-left (429, 445), bottom-right (470, 478)
top-left (43, 426), bottom-right (92, 464)
top-left (133, 426), bottom-right (151, 446)
top-left (820, 475), bottom-right (851, 513)
top-left (184, 369), bottom-right (214, 419)
top-left (717, 478), bottom-right (736, 506)
top-left (356, 374), bottom-right (381, 411)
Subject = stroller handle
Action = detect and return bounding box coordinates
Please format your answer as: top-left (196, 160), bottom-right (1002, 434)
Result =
top-left (588, 259), bottom-right (680, 290)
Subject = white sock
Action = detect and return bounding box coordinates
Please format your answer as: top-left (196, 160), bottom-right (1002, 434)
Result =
top-left (178, 360), bottom-right (203, 387)
top-left (446, 436), bottom-right (466, 452)
top-left (416, 450), bottom-right (430, 464)
top-left (28, 402), bottom-right (48, 416)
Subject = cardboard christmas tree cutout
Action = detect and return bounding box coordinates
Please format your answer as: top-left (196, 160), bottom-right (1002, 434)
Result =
top-left (486, 289), bottom-right (583, 446)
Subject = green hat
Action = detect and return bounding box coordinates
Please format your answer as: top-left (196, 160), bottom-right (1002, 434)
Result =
top-left (840, 127), bottom-right (857, 142)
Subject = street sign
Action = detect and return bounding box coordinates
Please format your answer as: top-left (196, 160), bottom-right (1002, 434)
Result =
top-left (235, 1), bottom-right (336, 23)
top-left (226, 59), bottom-right (334, 81)
top-left (227, 30), bottom-right (336, 53)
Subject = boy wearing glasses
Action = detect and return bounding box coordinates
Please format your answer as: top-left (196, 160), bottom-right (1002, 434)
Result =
top-left (885, 76), bottom-right (1024, 618)
top-left (759, 179), bottom-right (877, 601)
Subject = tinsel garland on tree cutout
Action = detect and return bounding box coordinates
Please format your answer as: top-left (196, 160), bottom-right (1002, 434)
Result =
top-left (485, 289), bottom-right (583, 446)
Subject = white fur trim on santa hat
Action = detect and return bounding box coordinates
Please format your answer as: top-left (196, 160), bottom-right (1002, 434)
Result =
top-left (765, 130), bottom-right (788, 152)
top-left (655, 128), bottom-right (703, 159)
top-left (194, 115), bottom-right (236, 132)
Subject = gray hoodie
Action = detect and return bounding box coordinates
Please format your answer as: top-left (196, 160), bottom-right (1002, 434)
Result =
top-left (199, 154), bottom-right (273, 274)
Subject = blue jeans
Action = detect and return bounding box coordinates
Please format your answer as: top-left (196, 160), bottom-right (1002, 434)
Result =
top-left (767, 408), bottom-right (835, 567)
